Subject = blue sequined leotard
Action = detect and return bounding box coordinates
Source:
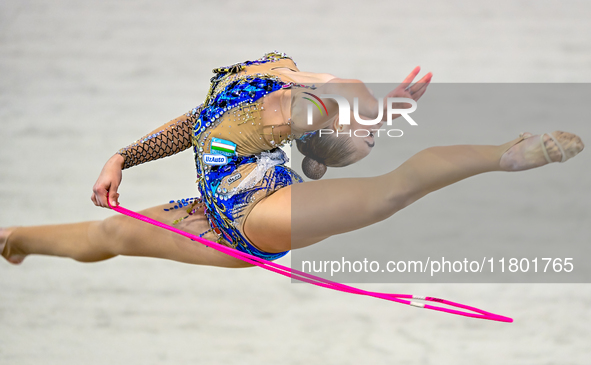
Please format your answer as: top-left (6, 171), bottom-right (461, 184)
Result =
top-left (118, 52), bottom-right (311, 260)
top-left (183, 52), bottom-right (311, 260)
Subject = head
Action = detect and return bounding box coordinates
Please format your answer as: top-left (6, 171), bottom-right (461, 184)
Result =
top-left (296, 112), bottom-right (380, 179)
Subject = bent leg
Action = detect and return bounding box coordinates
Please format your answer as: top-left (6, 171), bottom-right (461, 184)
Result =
top-left (2, 204), bottom-right (251, 268)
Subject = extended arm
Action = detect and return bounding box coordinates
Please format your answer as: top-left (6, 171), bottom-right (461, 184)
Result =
top-left (117, 107), bottom-right (202, 169)
top-left (91, 105), bottom-right (203, 208)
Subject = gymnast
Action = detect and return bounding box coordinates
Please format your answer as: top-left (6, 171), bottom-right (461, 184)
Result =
top-left (1, 52), bottom-right (584, 268)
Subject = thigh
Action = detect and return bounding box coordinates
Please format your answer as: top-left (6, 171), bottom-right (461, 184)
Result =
top-left (245, 176), bottom-right (392, 251)
top-left (97, 203), bottom-right (253, 268)
top-left (243, 185), bottom-right (292, 253)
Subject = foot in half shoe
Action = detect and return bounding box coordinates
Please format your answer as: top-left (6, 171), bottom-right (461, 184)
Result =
top-left (500, 131), bottom-right (584, 172)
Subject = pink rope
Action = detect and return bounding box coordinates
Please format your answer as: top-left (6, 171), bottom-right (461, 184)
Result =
top-left (109, 202), bottom-right (513, 323)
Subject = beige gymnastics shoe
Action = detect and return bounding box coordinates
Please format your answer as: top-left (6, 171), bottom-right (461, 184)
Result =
top-left (500, 131), bottom-right (584, 171)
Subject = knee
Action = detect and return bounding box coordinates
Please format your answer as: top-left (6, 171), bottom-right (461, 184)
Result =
top-left (99, 214), bottom-right (125, 235)
top-left (70, 221), bottom-right (118, 263)
top-left (90, 215), bottom-right (131, 257)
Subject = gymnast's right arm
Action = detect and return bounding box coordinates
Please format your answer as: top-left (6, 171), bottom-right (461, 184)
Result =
top-left (91, 106), bottom-right (202, 208)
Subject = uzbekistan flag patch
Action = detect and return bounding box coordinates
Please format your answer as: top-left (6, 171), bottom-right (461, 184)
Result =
top-left (210, 137), bottom-right (237, 157)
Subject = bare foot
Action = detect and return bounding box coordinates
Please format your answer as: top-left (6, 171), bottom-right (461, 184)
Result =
top-left (1, 227), bottom-right (26, 264)
top-left (500, 131), bottom-right (584, 171)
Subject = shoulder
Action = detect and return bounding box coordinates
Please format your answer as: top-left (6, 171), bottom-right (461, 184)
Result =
top-left (287, 71), bottom-right (338, 84)
top-left (305, 72), bottom-right (338, 83)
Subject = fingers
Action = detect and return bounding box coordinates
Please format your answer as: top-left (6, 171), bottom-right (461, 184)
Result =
top-left (401, 66), bottom-right (421, 87)
top-left (399, 68), bottom-right (432, 97)
top-left (409, 72), bottom-right (432, 100)
top-left (411, 83), bottom-right (429, 100)
top-left (91, 158), bottom-right (123, 209)
top-left (415, 71), bottom-right (432, 84)
top-left (95, 186), bottom-right (108, 208)
top-left (109, 184), bottom-right (119, 207)
top-left (91, 184), bottom-right (112, 208)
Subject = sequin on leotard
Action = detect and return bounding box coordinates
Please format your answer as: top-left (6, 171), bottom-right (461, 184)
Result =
top-left (186, 51), bottom-right (312, 260)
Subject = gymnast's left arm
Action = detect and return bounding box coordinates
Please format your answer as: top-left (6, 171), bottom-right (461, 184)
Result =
top-left (91, 105), bottom-right (203, 208)
top-left (116, 108), bottom-right (202, 170)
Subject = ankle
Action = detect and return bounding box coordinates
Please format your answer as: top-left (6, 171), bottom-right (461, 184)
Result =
top-left (498, 136), bottom-right (528, 171)
top-left (499, 136), bottom-right (525, 155)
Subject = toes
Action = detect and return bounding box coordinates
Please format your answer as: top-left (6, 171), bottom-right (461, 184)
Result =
top-left (1, 227), bottom-right (23, 264)
top-left (550, 131), bottom-right (584, 162)
top-left (1, 229), bottom-right (9, 261)
top-left (7, 256), bottom-right (25, 265)
top-left (0, 228), bottom-right (7, 249)
top-left (502, 131), bottom-right (583, 171)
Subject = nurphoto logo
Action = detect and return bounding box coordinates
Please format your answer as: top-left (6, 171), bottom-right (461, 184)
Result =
top-left (305, 95), bottom-right (418, 138)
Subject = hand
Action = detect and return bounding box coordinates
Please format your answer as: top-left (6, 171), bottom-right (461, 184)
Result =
top-left (91, 154), bottom-right (124, 208)
top-left (383, 66), bottom-right (432, 120)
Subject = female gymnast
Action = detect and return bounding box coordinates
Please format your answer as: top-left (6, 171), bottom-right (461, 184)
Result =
top-left (0, 51), bottom-right (585, 269)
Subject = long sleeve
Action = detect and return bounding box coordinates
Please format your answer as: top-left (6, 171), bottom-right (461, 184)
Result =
top-left (117, 105), bottom-right (203, 170)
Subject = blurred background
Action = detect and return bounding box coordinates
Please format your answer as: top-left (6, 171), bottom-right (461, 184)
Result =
top-left (1, 1), bottom-right (590, 364)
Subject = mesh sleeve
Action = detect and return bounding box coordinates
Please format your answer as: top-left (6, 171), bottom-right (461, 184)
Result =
top-left (117, 105), bottom-right (203, 170)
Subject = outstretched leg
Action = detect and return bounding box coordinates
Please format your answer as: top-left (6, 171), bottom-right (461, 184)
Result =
top-left (1, 204), bottom-right (251, 268)
top-left (245, 131), bottom-right (584, 252)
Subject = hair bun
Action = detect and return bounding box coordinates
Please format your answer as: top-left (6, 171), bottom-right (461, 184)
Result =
top-left (302, 156), bottom-right (327, 180)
